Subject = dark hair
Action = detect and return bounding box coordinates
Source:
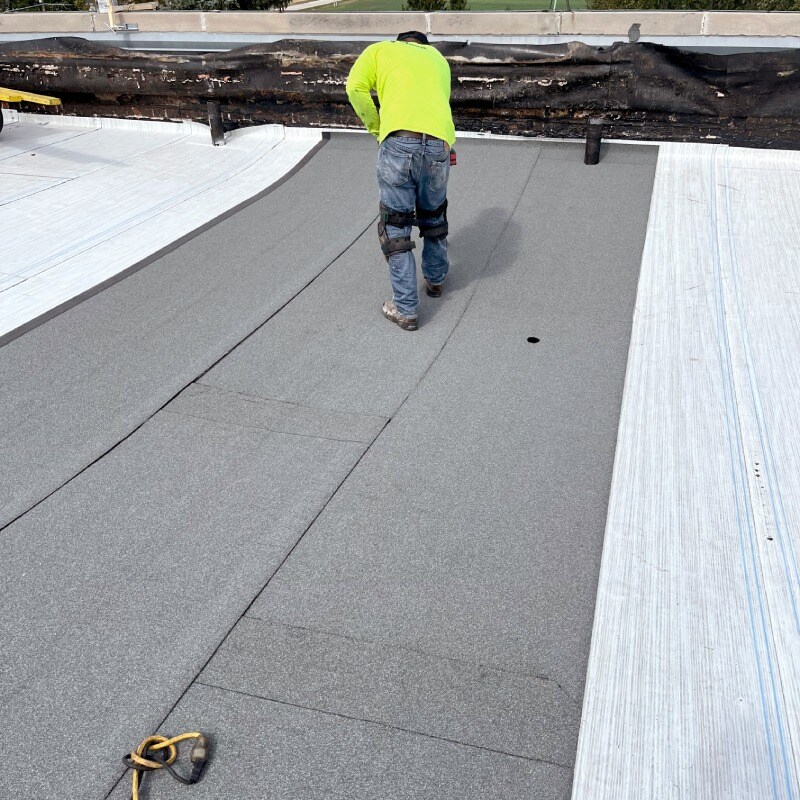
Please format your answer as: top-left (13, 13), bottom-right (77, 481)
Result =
top-left (396, 31), bottom-right (429, 45)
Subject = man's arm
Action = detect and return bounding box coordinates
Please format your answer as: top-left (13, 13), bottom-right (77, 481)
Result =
top-left (346, 45), bottom-right (381, 140)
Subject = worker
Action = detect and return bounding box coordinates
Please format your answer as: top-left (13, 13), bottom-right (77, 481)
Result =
top-left (346, 31), bottom-right (456, 332)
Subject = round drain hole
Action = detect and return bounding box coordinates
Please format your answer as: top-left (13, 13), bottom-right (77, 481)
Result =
top-left (527, 337), bottom-right (540, 344)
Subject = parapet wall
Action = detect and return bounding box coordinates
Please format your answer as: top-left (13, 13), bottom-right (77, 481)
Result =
top-left (1, 10), bottom-right (799, 39)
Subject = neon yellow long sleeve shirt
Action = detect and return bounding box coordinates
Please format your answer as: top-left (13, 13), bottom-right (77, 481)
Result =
top-left (346, 40), bottom-right (456, 147)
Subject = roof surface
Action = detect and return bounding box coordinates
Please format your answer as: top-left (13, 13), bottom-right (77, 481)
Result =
top-left (1, 114), bottom-right (799, 799)
top-left (0, 114), bottom-right (322, 345)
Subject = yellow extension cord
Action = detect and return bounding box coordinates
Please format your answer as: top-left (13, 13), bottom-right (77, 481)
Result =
top-left (127, 732), bottom-right (205, 800)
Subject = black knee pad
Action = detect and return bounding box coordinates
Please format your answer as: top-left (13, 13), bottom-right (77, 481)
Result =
top-left (380, 202), bottom-right (416, 228)
top-left (378, 202), bottom-right (416, 260)
top-left (416, 199), bottom-right (448, 241)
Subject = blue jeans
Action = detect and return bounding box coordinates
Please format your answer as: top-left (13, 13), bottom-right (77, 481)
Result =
top-left (377, 135), bottom-right (450, 318)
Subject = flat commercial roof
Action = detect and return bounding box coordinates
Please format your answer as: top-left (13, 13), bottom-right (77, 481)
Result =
top-left (1, 114), bottom-right (799, 799)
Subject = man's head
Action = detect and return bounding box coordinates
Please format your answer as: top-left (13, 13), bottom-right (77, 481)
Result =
top-left (396, 31), bottom-right (429, 46)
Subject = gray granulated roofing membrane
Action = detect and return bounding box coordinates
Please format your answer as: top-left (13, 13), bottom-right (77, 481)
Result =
top-left (0, 134), bottom-right (658, 800)
top-left (107, 683), bottom-right (574, 800)
top-left (0, 135), bottom-right (375, 530)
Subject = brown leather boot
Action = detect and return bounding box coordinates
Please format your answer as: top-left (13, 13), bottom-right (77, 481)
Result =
top-left (424, 278), bottom-right (443, 298)
top-left (381, 301), bottom-right (418, 331)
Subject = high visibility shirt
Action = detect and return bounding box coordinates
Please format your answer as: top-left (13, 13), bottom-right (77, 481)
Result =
top-left (346, 40), bottom-right (456, 147)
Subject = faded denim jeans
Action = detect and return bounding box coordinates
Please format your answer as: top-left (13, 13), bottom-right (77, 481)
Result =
top-left (377, 135), bottom-right (450, 318)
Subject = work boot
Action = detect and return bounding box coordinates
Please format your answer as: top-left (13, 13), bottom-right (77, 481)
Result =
top-left (424, 277), bottom-right (443, 298)
top-left (381, 301), bottom-right (418, 331)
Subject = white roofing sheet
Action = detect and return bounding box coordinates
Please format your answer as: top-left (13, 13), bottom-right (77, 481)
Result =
top-left (573, 143), bottom-right (800, 799)
top-left (0, 112), bottom-right (321, 341)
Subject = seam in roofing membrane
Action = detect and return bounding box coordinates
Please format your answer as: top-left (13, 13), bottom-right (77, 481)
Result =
top-left (0, 208), bottom-right (374, 540)
top-left (0, 117), bottom-right (325, 346)
top-left (100, 412), bottom-right (390, 800)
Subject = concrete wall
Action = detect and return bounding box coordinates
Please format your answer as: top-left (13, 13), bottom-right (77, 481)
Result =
top-left (1, 10), bottom-right (799, 38)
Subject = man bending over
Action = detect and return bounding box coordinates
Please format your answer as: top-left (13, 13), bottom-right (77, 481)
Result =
top-left (346, 31), bottom-right (456, 332)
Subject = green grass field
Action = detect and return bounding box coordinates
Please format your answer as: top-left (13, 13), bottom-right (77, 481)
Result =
top-left (314, 0), bottom-right (586, 12)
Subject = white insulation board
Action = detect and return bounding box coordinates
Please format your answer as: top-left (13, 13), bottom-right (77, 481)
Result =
top-left (0, 113), bottom-right (321, 340)
top-left (573, 143), bottom-right (800, 799)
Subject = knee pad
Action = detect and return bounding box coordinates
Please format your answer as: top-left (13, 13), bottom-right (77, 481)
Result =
top-left (378, 202), bottom-right (416, 260)
top-left (416, 199), bottom-right (448, 241)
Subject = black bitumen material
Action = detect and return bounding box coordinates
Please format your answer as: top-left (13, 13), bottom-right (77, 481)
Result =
top-left (0, 135), bottom-right (658, 800)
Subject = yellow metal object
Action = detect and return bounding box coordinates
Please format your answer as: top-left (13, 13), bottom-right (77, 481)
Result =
top-left (0, 87), bottom-right (61, 107)
top-left (107, 0), bottom-right (116, 34)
